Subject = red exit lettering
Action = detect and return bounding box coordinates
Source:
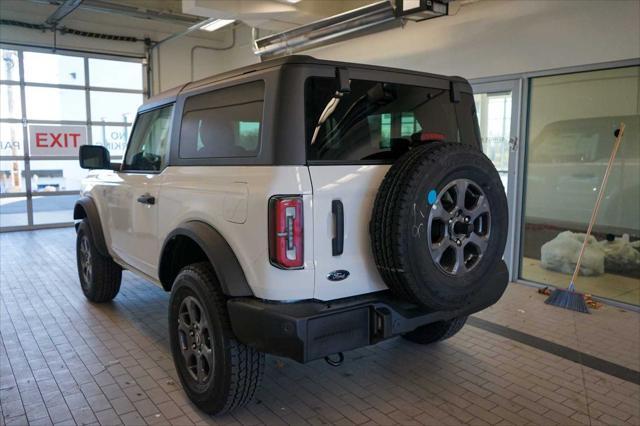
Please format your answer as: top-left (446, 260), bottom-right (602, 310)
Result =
top-left (35, 132), bottom-right (82, 148)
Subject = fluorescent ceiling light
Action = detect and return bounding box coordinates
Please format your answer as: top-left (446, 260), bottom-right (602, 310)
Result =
top-left (200, 19), bottom-right (235, 32)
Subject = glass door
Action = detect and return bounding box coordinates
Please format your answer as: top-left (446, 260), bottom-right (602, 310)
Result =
top-left (521, 67), bottom-right (639, 305)
top-left (472, 80), bottom-right (521, 279)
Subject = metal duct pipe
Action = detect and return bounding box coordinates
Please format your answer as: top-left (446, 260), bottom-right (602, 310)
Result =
top-left (253, 1), bottom-right (397, 58)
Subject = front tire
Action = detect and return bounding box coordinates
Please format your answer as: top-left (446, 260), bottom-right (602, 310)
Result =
top-left (402, 316), bottom-right (468, 344)
top-left (168, 262), bottom-right (264, 415)
top-left (76, 220), bottom-right (122, 303)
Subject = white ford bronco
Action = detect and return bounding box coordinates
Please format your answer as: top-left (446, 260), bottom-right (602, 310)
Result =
top-left (75, 55), bottom-right (508, 414)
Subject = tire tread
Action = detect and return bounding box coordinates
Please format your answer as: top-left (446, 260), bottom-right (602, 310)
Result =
top-left (171, 262), bottom-right (264, 415)
top-left (77, 220), bottom-right (122, 303)
top-left (370, 142), bottom-right (507, 309)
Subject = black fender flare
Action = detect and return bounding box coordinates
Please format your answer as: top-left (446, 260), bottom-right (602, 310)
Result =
top-left (73, 197), bottom-right (109, 257)
top-left (159, 221), bottom-right (254, 297)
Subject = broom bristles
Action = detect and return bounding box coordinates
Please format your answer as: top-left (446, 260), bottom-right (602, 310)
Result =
top-left (545, 285), bottom-right (589, 314)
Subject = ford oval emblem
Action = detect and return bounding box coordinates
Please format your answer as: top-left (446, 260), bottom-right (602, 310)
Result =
top-left (327, 270), bottom-right (350, 281)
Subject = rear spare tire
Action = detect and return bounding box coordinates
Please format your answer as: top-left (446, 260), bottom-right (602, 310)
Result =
top-left (370, 142), bottom-right (507, 310)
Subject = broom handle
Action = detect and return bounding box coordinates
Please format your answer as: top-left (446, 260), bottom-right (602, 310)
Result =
top-left (570, 122), bottom-right (626, 285)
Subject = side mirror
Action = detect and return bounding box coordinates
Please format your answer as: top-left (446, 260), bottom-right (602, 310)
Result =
top-left (79, 145), bottom-right (111, 170)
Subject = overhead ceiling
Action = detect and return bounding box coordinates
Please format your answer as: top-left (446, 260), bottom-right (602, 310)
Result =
top-left (182, 0), bottom-right (381, 31)
top-left (0, 0), bottom-right (381, 42)
top-left (1, 0), bottom-right (218, 41)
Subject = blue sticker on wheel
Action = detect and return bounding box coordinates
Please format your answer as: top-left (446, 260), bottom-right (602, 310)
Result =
top-left (427, 189), bottom-right (437, 205)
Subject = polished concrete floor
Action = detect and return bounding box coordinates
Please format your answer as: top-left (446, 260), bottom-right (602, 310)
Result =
top-left (1, 228), bottom-right (639, 425)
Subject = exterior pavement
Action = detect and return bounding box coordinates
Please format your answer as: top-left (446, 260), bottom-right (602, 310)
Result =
top-left (1, 228), bottom-right (639, 425)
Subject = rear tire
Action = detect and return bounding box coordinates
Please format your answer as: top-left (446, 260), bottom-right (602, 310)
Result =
top-left (76, 220), bottom-right (122, 303)
top-left (402, 316), bottom-right (468, 344)
top-left (168, 262), bottom-right (264, 415)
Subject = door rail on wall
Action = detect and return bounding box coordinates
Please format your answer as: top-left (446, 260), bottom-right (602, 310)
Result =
top-left (0, 41), bottom-right (146, 61)
top-left (0, 44), bottom-right (145, 232)
top-left (469, 58), bottom-right (640, 84)
top-left (469, 57), bottom-right (640, 306)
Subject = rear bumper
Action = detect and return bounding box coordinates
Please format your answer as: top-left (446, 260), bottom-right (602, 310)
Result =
top-left (228, 261), bottom-right (508, 363)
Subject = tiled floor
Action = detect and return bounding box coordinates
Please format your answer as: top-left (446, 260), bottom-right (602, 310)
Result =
top-left (1, 228), bottom-right (639, 426)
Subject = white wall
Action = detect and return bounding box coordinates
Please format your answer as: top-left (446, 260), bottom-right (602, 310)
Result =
top-left (0, 24), bottom-right (240, 96)
top-left (156, 0), bottom-right (640, 93)
top-left (0, 0), bottom-right (238, 96)
top-left (308, 0), bottom-right (640, 79)
top-left (2, 0), bottom-right (638, 93)
top-left (158, 25), bottom-right (259, 92)
top-left (151, 28), bottom-right (243, 94)
top-left (181, 0), bottom-right (640, 82)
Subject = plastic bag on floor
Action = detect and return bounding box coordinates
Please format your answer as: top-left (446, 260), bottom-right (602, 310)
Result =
top-left (598, 235), bottom-right (640, 275)
top-left (540, 231), bottom-right (604, 276)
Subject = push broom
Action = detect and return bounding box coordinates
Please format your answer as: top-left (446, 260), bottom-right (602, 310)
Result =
top-left (545, 123), bottom-right (626, 313)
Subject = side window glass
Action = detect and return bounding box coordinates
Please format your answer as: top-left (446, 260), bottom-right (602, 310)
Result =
top-left (123, 104), bottom-right (174, 171)
top-left (179, 81), bottom-right (264, 159)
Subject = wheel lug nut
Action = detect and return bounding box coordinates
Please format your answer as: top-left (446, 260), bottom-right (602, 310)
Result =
top-left (192, 344), bottom-right (196, 349)
top-left (464, 217), bottom-right (470, 223)
top-left (456, 239), bottom-right (462, 246)
top-left (190, 331), bottom-right (194, 337)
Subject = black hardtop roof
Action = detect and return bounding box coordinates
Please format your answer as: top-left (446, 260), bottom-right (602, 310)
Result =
top-left (141, 55), bottom-right (466, 110)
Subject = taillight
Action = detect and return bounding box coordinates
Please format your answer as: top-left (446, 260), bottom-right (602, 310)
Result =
top-left (269, 195), bottom-right (304, 269)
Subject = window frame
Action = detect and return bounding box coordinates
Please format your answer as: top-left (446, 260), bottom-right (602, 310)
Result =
top-left (121, 103), bottom-right (175, 174)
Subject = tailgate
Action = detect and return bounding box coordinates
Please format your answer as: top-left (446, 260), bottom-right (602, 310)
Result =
top-left (309, 165), bottom-right (390, 300)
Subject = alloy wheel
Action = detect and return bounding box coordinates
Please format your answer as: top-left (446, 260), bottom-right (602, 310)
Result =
top-left (177, 296), bottom-right (214, 384)
top-left (427, 178), bottom-right (491, 275)
top-left (79, 236), bottom-right (93, 285)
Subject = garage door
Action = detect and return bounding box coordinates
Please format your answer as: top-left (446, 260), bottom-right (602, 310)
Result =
top-left (0, 47), bottom-right (144, 231)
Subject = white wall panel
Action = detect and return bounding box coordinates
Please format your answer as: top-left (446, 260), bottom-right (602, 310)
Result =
top-left (307, 0), bottom-right (640, 79)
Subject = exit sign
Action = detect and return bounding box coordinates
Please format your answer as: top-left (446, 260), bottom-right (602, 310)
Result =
top-left (28, 125), bottom-right (87, 157)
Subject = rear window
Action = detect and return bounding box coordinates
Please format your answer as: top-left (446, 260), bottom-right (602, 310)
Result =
top-left (179, 80), bottom-right (264, 159)
top-left (306, 77), bottom-right (479, 162)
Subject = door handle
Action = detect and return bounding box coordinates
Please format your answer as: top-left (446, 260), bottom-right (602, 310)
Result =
top-left (137, 193), bottom-right (155, 205)
top-left (332, 199), bottom-right (344, 256)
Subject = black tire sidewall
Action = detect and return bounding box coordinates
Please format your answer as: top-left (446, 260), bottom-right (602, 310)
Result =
top-left (399, 146), bottom-right (507, 308)
top-left (168, 268), bottom-right (230, 411)
top-left (76, 220), bottom-right (96, 298)
top-left (403, 316), bottom-right (468, 344)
